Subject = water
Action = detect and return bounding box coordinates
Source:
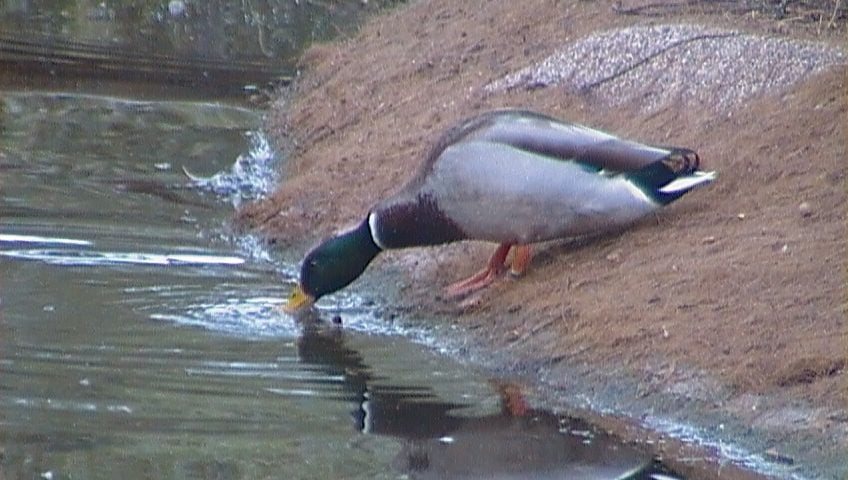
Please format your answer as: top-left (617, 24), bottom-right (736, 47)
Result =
top-left (0, 3), bottom-right (677, 479)
top-left (0, 0), bottom-right (392, 64)
top-left (0, 0), bottom-right (402, 99)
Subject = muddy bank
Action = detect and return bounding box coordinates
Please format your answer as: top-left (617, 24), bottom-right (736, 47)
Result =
top-left (237, 1), bottom-right (847, 478)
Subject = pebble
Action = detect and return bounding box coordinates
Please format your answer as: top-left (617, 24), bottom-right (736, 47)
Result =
top-left (764, 447), bottom-right (795, 465)
top-left (798, 201), bottom-right (812, 217)
top-left (168, 0), bottom-right (186, 17)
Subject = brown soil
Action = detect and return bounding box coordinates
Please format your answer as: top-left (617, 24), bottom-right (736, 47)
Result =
top-left (237, 1), bottom-right (847, 478)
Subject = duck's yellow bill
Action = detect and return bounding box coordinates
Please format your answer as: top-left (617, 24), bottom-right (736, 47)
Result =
top-left (283, 284), bottom-right (315, 313)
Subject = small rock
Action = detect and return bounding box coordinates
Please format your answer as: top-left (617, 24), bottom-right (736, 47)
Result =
top-left (507, 329), bottom-right (521, 341)
top-left (702, 236), bottom-right (716, 244)
top-left (764, 447), bottom-right (795, 465)
top-left (798, 201), bottom-right (812, 217)
top-left (168, 0), bottom-right (186, 16)
top-left (737, 213), bottom-right (746, 220)
top-left (606, 250), bottom-right (621, 262)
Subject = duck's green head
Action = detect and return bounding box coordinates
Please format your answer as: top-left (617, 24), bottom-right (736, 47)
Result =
top-left (284, 217), bottom-right (381, 313)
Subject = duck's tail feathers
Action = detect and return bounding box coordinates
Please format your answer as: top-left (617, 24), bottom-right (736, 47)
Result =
top-left (626, 148), bottom-right (716, 205)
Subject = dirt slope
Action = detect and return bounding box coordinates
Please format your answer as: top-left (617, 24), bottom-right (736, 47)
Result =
top-left (237, 1), bottom-right (846, 478)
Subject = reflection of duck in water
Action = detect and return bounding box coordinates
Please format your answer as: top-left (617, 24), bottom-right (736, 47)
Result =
top-left (286, 109), bottom-right (715, 312)
top-left (362, 383), bottom-right (667, 480)
top-left (295, 323), bottom-right (678, 479)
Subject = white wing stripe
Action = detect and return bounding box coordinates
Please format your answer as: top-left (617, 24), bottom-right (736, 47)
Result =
top-left (658, 171), bottom-right (717, 194)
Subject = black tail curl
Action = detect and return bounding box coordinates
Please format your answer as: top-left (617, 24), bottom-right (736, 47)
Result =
top-left (662, 148), bottom-right (701, 175)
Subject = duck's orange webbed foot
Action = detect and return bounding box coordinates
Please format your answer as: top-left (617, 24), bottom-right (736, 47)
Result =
top-left (443, 243), bottom-right (533, 299)
top-left (509, 245), bottom-right (532, 277)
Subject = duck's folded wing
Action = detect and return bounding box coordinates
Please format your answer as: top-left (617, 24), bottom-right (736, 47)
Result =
top-left (467, 110), bottom-right (674, 172)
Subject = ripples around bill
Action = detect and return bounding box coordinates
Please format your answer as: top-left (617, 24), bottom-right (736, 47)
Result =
top-left (0, 92), bottom-right (678, 479)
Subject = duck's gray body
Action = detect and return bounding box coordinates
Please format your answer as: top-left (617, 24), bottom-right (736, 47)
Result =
top-left (368, 109), bottom-right (712, 249)
top-left (413, 140), bottom-right (656, 244)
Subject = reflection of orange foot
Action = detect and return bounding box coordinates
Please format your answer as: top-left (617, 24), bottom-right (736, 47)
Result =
top-left (443, 243), bottom-right (512, 298)
top-left (492, 381), bottom-right (529, 417)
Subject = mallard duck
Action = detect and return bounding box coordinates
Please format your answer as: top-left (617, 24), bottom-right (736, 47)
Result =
top-left (285, 109), bottom-right (715, 312)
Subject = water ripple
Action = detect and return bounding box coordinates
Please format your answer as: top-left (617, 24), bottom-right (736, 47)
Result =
top-left (5, 396), bottom-right (134, 415)
top-left (183, 131), bottom-right (278, 204)
top-left (0, 234), bottom-right (92, 246)
top-left (147, 293), bottom-right (297, 338)
top-left (0, 248), bottom-right (245, 267)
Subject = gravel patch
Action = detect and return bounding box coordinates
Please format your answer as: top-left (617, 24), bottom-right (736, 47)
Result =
top-left (485, 24), bottom-right (845, 113)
